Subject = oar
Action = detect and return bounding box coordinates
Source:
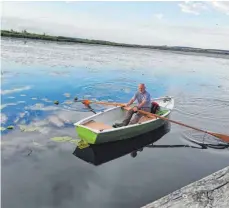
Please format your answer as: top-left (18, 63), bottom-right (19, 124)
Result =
top-left (85, 104), bottom-right (97, 114)
top-left (74, 97), bottom-right (126, 107)
top-left (74, 96), bottom-right (172, 106)
top-left (83, 100), bottom-right (125, 107)
top-left (137, 109), bottom-right (229, 143)
top-left (79, 99), bottom-right (229, 143)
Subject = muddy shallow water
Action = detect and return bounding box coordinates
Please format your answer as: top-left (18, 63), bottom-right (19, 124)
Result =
top-left (1, 38), bottom-right (229, 208)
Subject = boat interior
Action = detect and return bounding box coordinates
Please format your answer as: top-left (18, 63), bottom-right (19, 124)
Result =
top-left (81, 104), bottom-right (170, 132)
top-left (82, 107), bottom-right (156, 131)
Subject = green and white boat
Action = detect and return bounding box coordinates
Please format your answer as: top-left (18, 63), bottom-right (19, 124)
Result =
top-left (74, 96), bottom-right (174, 145)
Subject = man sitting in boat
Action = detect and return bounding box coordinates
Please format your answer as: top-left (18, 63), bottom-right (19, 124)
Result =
top-left (113, 83), bottom-right (151, 128)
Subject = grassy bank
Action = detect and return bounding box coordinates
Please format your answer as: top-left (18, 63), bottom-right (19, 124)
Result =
top-left (1, 29), bottom-right (229, 55)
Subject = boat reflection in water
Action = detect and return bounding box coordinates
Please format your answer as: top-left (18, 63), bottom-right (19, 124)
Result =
top-left (73, 121), bottom-right (173, 166)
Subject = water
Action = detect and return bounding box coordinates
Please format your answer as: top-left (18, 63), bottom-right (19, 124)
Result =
top-left (1, 37), bottom-right (229, 208)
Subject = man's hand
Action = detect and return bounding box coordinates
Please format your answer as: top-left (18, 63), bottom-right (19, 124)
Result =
top-left (125, 98), bottom-right (135, 107)
top-left (123, 106), bottom-right (132, 111)
top-left (133, 106), bottom-right (138, 112)
top-left (123, 104), bottom-right (137, 112)
top-left (122, 103), bottom-right (131, 111)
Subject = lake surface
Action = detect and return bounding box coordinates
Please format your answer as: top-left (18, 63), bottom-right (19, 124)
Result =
top-left (1, 37), bottom-right (229, 208)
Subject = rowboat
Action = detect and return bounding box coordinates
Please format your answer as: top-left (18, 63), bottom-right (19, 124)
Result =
top-left (74, 96), bottom-right (174, 145)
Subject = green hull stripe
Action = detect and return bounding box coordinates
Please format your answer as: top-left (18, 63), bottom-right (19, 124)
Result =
top-left (156, 109), bottom-right (169, 116)
top-left (76, 126), bottom-right (97, 144)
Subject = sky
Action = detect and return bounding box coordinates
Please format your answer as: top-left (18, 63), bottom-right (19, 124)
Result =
top-left (1, 1), bottom-right (229, 50)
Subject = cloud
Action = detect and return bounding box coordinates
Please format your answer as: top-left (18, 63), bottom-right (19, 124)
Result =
top-left (25, 103), bottom-right (59, 111)
top-left (211, 1), bottom-right (229, 15)
top-left (1, 86), bottom-right (32, 95)
top-left (47, 116), bottom-right (65, 127)
top-left (178, 2), bottom-right (208, 15)
top-left (154, 13), bottom-right (164, 20)
top-left (179, 1), bottom-right (229, 16)
top-left (1, 103), bottom-right (18, 110)
top-left (1, 114), bottom-right (8, 124)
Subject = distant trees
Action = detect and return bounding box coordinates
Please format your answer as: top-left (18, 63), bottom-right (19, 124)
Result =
top-left (1, 29), bottom-right (228, 56)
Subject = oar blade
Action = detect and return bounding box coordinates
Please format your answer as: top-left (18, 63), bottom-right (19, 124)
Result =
top-left (210, 132), bottom-right (229, 143)
top-left (82, 99), bottom-right (91, 106)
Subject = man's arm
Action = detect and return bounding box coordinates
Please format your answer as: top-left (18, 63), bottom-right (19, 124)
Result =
top-left (126, 98), bottom-right (135, 106)
top-left (137, 93), bottom-right (150, 109)
top-left (126, 93), bottom-right (137, 106)
top-left (137, 100), bottom-right (147, 109)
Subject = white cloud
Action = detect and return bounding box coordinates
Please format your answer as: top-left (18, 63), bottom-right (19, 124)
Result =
top-left (211, 1), bottom-right (229, 15)
top-left (1, 114), bottom-right (8, 124)
top-left (25, 103), bottom-right (59, 111)
top-left (154, 13), bottom-right (164, 20)
top-left (1, 103), bottom-right (17, 110)
top-left (179, 1), bottom-right (229, 16)
top-left (178, 2), bottom-right (208, 15)
top-left (1, 86), bottom-right (32, 95)
top-left (1, 2), bottom-right (122, 32)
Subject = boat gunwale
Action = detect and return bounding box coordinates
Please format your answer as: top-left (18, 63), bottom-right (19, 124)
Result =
top-left (74, 97), bottom-right (174, 134)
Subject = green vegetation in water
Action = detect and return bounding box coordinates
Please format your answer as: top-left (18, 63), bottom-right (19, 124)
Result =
top-left (1, 127), bottom-right (6, 131)
top-left (19, 125), bottom-right (41, 132)
top-left (50, 136), bottom-right (79, 145)
top-left (50, 136), bottom-right (89, 149)
top-left (1, 29), bottom-right (229, 55)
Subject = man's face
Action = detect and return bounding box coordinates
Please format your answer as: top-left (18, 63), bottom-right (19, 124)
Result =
top-left (138, 84), bottom-right (145, 93)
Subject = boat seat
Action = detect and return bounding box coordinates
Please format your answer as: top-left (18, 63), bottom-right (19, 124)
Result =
top-left (83, 120), bottom-right (113, 131)
top-left (138, 116), bottom-right (156, 123)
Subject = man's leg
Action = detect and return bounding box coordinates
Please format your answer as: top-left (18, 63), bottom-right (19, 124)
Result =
top-left (129, 112), bottom-right (143, 125)
top-left (113, 108), bottom-right (135, 127)
top-left (122, 109), bottom-right (135, 126)
top-left (129, 107), bottom-right (151, 125)
top-left (113, 107), bottom-right (151, 127)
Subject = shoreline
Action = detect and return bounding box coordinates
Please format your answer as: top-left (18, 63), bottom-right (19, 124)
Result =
top-left (1, 30), bottom-right (229, 56)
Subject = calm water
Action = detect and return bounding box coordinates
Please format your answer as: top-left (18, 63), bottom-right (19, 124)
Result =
top-left (1, 37), bottom-right (229, 208)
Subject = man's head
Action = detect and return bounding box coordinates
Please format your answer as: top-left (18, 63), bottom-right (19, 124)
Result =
top-left (138, 83), bottom-right (146, 93)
